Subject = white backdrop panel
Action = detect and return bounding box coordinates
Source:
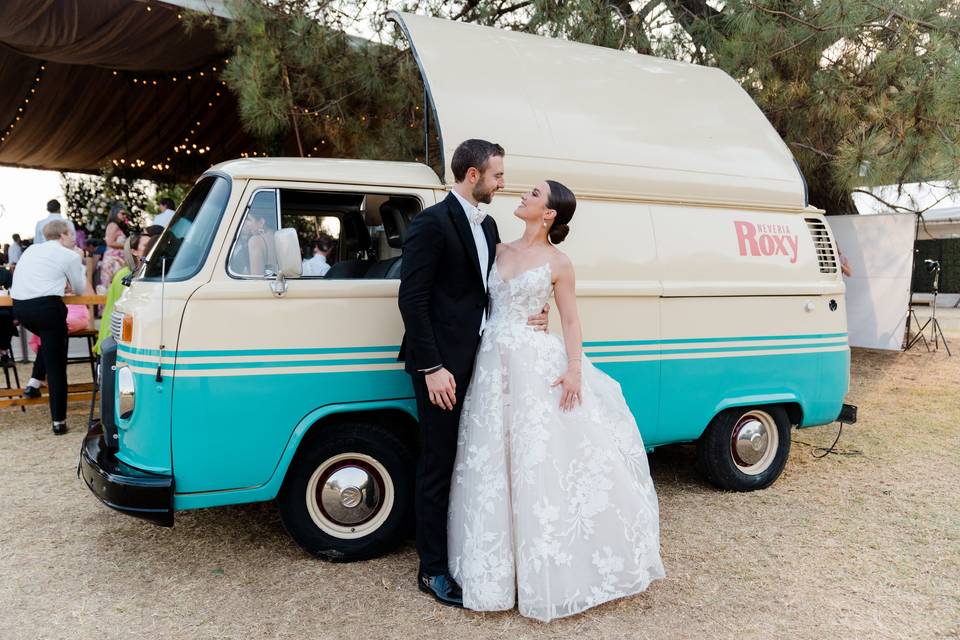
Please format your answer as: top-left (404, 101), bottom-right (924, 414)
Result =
top-left (829, 213), bottom-right (917, 350)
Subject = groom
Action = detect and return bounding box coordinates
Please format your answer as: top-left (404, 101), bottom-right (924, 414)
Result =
top-left (398, 139), bottom-right (547, 606)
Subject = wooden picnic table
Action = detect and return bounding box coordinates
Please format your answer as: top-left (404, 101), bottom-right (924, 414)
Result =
top-left (0, 294), bottom-right (107, 307)
top-left (0, 295), bottom-right (108, 410)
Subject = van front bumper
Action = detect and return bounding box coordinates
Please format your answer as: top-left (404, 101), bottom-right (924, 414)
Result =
top-left (79, 423), bottom-right (174, 527)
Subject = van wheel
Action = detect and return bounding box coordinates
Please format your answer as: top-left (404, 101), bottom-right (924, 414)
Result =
top-left (279, 422), bottom-right (414, 562)
top-left (696, 405), bottom-right (791, 491)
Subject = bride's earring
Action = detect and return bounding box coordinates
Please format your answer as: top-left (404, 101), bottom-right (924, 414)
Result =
top-left (542, 220), bottom-right (547, 228)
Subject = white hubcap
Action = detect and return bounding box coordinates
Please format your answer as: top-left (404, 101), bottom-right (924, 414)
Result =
top-left (730, 411), bottom-right (779, 475)
top-left (306, 453), bottom-right (394, 539)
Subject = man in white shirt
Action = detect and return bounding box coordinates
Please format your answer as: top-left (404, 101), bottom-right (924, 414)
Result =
top-left (33, 199), bottom-right (76, 245)
top-left (152, 197), bottom-right (177, 228)
top-left (8, 234), bottom-right (23, 267)
top-left (301, 236), bottom-right (334, 277)
top-left (11, 219), bottom-right (87, 435)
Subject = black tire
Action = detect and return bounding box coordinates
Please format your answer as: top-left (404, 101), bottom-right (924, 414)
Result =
top-left (696, 405), bottom-right (791, 491)
top-left (279, 421), bottom-right (415, 562)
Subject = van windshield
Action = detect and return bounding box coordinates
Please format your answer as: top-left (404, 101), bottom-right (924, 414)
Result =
top-left (142, 175), bottom-right (231, 281)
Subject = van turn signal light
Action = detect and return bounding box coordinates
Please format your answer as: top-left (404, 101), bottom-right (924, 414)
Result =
top-left (121, 315), bottom-right (134, 342)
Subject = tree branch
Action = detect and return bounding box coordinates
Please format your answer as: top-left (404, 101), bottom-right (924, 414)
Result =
top-left (788, 141), bottom-right (837, 159)
top-left (452, 0), bottom-right (481, 21)
top-left (494, 1), bottom-right (532, 19)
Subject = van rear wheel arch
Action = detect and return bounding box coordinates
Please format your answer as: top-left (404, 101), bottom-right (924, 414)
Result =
top-left (293, 408), bottom-right (419, 461)
top-left (696, 404), bottom-right (792, 491)
top-left (278, 419), bottom-right (415, 562)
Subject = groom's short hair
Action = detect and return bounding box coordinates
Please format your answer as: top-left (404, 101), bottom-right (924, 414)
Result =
top-left (451, 139), bottom-right (505, 182)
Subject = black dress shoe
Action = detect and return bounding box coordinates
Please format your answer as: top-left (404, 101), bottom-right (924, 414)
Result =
top-left (417, 572), bottom-right (463, 607)
top-left (23, 386), bottom-right (41, 399)
top-left (52, 422), bottom-right (68, 436)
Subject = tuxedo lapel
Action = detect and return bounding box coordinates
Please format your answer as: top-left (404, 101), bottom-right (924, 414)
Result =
top-left (445, 193), bottom-right (484, 284)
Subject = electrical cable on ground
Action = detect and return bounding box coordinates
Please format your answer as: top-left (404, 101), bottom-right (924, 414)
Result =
top-left (792, 421), bottom-right (863, 458)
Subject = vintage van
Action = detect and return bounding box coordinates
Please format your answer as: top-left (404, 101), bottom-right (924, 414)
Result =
top-left (80, 12), bottom-right (854, 561)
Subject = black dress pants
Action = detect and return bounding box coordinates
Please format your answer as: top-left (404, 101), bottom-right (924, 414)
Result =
top-left (13, 296), bottom-right (68, 422)
top-left (412, 359), bottom-right (477, 576)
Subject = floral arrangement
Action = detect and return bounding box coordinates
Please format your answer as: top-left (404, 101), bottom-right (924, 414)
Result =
top-left (60, 170), bottom-right (154, 240)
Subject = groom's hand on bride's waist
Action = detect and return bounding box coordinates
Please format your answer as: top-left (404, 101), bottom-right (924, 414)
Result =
top-left (425, 368), bottom-right (457, 411)
top-left (527, 303), bottom-right (550, 332)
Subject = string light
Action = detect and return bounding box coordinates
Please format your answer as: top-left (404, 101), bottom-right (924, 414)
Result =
top-left (102, 57), bottom-right (229, 175)
top-left (1, 63), bottom-right (45, 146)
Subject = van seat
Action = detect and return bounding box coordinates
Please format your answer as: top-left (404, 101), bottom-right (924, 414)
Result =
top-left (365, 257), bottom-right (402, 279)
top-left (365, 201), bottom-right (407, 279)
top-left (326, 259), bottom-right (373, 279)
top-left (327, 211), bottom-right (372, 279)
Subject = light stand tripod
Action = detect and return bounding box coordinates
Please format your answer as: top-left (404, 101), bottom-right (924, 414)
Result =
top-left (906, 262), bottom-right (951, 355)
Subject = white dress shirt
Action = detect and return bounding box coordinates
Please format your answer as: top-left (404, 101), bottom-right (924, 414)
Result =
top-left (451, 190), bottom-right (490, 334)
top-left (10, 240), bottom-right (87, 300)
top-left (8, 242), bottom-right (22, 265)
top-left (33, 214), bottom-right (75, 244)
top-left (152, 209), bottom-right (175, 228)
top-left (302, 254), bottom-right (330, 277)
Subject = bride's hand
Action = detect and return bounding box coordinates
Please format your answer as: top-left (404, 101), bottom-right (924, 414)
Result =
top-left (551, 367), bottom-right (582, 412)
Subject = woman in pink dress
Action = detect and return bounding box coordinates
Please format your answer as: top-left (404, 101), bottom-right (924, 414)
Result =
top-left (100, 203), bottom-right (129, 290)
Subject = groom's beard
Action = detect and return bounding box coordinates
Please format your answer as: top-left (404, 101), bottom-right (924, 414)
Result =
top-left (472, 183), bottom-right (495, 205)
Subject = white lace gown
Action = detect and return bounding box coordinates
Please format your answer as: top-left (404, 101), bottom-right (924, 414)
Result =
top-left (448, 261), bottom-right (665, 622)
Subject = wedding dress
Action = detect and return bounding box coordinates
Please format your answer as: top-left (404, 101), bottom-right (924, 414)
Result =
top-left (448, 260), bottom-right (665, 622)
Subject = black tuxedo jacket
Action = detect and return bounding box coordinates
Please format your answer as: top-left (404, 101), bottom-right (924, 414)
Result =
top-left (398, 192), bottom-right (500, 377)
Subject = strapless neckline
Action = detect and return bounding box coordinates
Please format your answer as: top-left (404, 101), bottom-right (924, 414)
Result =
top-left (491, 260), bottom-right (552, 286)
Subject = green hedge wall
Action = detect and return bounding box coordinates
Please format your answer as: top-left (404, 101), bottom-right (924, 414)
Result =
top-left (913, 239), bottom-right (960, 293)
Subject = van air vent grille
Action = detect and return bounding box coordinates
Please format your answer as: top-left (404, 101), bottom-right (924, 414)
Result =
top-left (804, 218), bottom-right (838, 274)
top-left (110, 311), bottom-right (124, 342)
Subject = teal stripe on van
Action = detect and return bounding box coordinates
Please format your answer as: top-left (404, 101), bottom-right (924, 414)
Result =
top-left (583, 332), bottom-right (847, 348)
top-left (587, 340), bottom-right (848, 358)
top-left (117, 344), bottom-right (401, 358)
top-left (117, 355), bottom-right (397, 370)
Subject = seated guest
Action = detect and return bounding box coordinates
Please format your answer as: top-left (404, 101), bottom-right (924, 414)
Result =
top-left (94, 233), bottom-right (153, 354)
top-left (143, 224), bottom-right (165, 239)
top-left (0, 267), bottom-right (16, 361)
top-left (10, 220), bottom-right (87, 435)
top-left (302, 235), bottom-right (335, 277)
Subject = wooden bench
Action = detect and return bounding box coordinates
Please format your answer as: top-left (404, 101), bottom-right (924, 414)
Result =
top-left (0, 295), bottom-right (106, 413)
top-left (0, 382), bottom-right (96, 409)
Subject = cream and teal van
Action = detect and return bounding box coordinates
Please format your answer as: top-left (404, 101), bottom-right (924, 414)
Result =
top-left (80, 12), bottom-right (854, 561)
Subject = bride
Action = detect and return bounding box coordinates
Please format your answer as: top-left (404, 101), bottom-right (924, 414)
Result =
top-left (448, 180), bottom-right (665, 622)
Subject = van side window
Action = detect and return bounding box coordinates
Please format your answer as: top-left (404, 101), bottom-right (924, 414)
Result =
top-left (276, 189), bottom-right (420, 280)
top-left (228, 189), bottom-right (280, 278)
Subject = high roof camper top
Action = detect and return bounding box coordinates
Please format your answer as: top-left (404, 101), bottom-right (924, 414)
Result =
top-left (389, 11), bottom-right (808, 212)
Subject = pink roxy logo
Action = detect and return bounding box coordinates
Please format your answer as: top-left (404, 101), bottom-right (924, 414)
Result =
top-left (734, 221), bottom-right (799, 264)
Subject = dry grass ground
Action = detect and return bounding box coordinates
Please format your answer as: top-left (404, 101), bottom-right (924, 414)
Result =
top-left (0, 346), bottom-right (957, 640)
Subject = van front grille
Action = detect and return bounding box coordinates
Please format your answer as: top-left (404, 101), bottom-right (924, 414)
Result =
top-left (110, 310), bottom-right (124, 342)
top-left (805, 218), bottom-right (838, 274)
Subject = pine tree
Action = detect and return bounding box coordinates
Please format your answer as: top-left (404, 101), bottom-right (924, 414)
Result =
top-left (189, 1), bottom-right (432, 168)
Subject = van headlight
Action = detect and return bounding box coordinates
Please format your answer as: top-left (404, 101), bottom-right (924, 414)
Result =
top-left (117, 364), bottom-right (136, 419)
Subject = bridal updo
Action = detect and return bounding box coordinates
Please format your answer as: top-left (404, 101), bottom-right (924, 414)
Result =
top-left (546, 180), bottom-right (576, 244)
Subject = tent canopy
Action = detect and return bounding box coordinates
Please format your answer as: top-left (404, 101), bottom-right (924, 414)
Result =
top-left (0, 0), bottom-right (252, 181)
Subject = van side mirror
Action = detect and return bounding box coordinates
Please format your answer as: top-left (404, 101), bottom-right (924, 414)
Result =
top-left (274, 228), bottom-right (303, 278)
top-left (269, 228), bottom-right (303, 297)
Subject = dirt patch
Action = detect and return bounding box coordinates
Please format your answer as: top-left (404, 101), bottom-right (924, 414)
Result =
top-left (0, 349), bottom-right (957, 640)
